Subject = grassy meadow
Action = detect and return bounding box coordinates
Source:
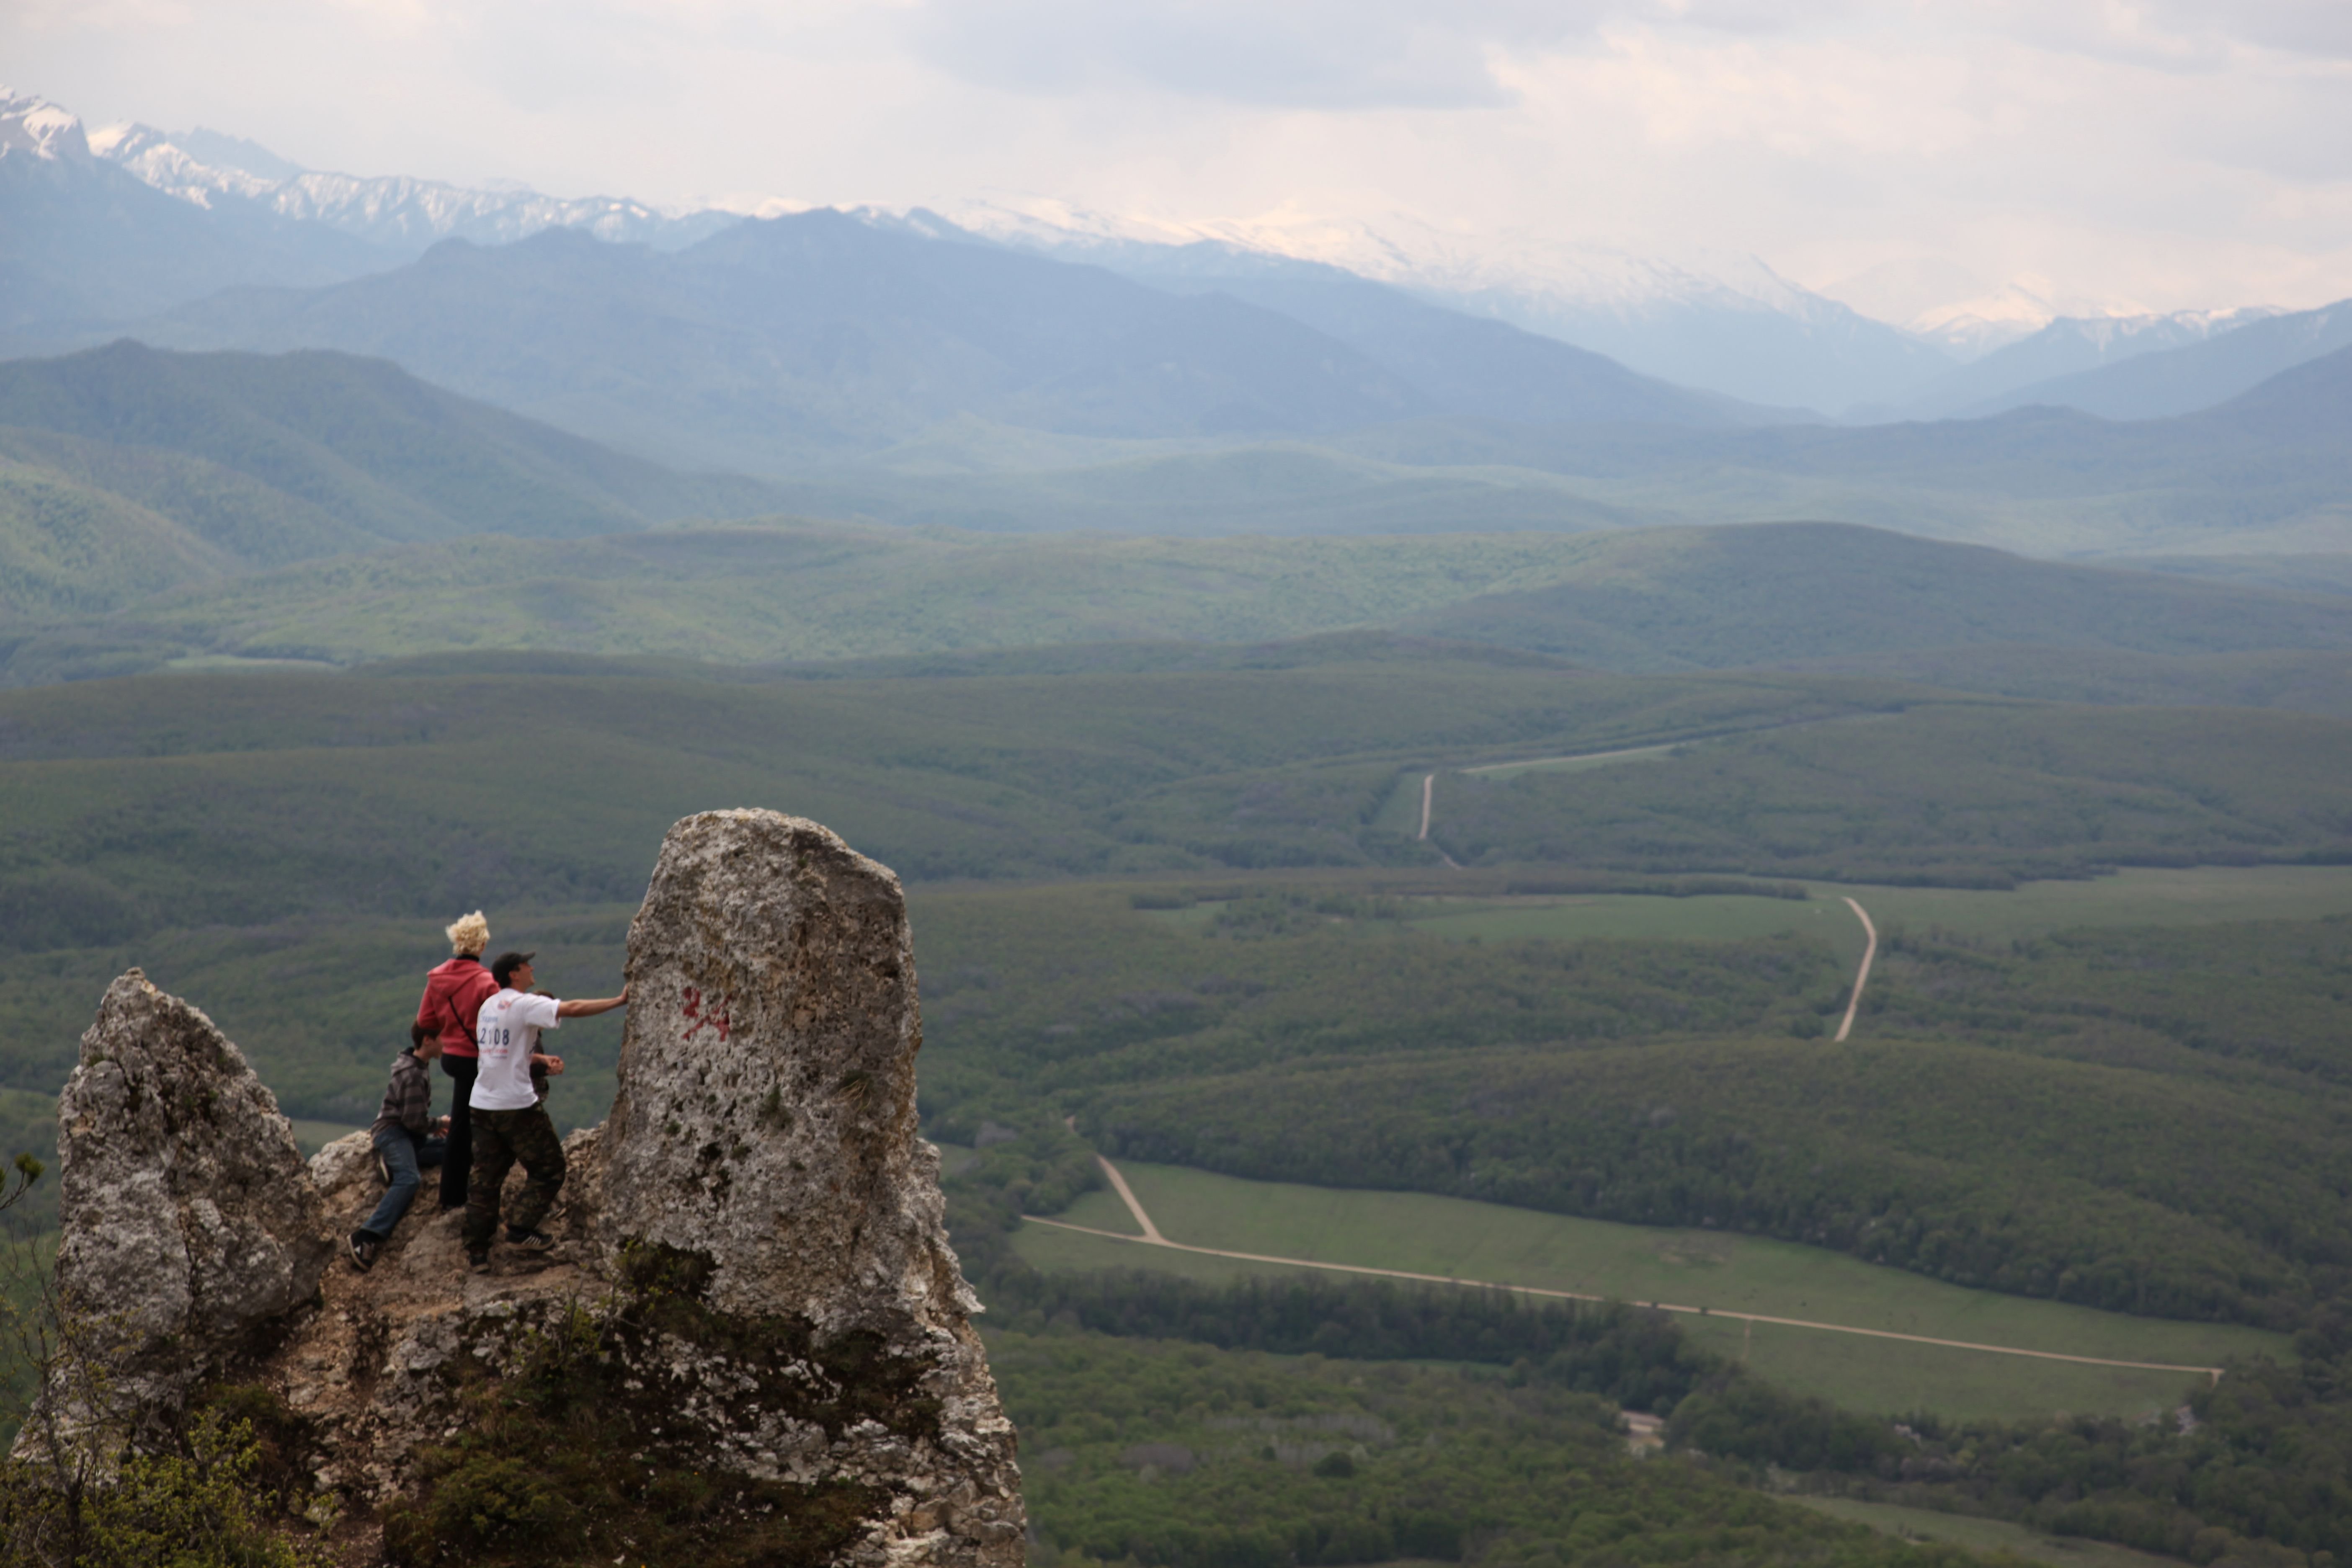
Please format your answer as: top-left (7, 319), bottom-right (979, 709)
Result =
top-left (1786, 1498), bottom-right (2192, 1568)
top-left (1012, 1159), bottom-right (2280, 1421)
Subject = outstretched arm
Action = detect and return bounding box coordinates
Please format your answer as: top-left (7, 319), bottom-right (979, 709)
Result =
top-left (555, 984), bottom-right (628, 1019)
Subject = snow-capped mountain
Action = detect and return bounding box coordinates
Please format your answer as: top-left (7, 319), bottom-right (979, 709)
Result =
top-left (0, 87), bottom-right (86, 161)
top-left (87, 120), bottom-right (736, 254)
top-left (1891, 280), bottom-right (2259, 363)
top-left (0, 89), bottom-right (390, 333)
top-left (1905, 282), bottom-right (2077, 359)
top-left (1933, 297), bottom-right (2352, 423)
top-left (1885, 305), bottom-right (2285, 420)
top-left (944, 199), bottom-right (1952, 415)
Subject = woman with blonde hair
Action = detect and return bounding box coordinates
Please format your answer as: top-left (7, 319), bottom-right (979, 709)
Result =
top-left (415, 910), bottom-right (498, 1210)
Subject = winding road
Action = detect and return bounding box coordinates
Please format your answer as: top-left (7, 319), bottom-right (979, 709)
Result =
top-left (1415, 772), bottom-right (1461, 868)
top-left (1413, 769), bottom-right (1882, 1035)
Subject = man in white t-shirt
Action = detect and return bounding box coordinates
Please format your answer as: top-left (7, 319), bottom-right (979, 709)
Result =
top-left (462, 950), bottom-right (628, 1271)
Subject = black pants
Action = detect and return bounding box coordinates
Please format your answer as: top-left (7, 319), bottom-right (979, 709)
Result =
top-left (438, 1053), bottom-right (479, 1209)
top-left (463, 1105), bottom-right (568, 1251)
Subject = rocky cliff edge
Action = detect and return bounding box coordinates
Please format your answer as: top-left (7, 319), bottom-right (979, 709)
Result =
top-left (19, 809), bottom-right (1024, 1568)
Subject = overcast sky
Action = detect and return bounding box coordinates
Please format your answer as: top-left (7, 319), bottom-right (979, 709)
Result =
top-left (9, 0), bottom-right (2352, 316)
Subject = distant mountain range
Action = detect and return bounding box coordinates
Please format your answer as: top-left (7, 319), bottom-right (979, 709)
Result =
top-left (954, 204), bottom-right (1957, 416)
top-left (114, 210), bottom-right (1779, 471)
top-left (1922, 300), bottom-right (2352, 423)
top-left (12, 85), bottom-right (2348, 424)
top-left (969, 206), bottom-right (2352, 425)
top-left (4, 81), bottom-right (2349, 527)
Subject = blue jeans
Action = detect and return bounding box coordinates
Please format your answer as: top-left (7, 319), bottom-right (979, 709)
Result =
top-left (359, 1128), bottom-right (447, 1242)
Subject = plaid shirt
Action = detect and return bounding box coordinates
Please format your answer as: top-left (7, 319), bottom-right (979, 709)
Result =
top-left (370, 1049), bottom-right (435, 1140)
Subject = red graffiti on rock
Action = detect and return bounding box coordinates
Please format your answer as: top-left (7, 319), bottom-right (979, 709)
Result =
top-left (680, 986), bottom-right (732, 1043)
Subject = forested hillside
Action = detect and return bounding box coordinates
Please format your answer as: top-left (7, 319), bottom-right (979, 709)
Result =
top-left (0, 343), bottom-right (786, 623)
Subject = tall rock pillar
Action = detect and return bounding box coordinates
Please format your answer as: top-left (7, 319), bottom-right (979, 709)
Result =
top-left (603, 809), bottom-right (1022, 1567)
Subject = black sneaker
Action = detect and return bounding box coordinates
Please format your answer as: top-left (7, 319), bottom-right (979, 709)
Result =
top-left (348, 1232), bottom-right (381, 1272)
top-left (467, 1249), bottom-right (490, 1273)
top-left (506, 1227), bottom-right (557, 1253)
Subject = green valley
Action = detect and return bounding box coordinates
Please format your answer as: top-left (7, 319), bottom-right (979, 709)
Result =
top-left (10, 512), bottom-right (2352, 686)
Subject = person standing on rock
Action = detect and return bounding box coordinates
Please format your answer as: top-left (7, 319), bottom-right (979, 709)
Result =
top-left (349, 1022), bottom-right (451, 1271)
top-left (464, 950), bottom-right (627, 1270)
top-left (416, 911), bottom-right (498, 1212)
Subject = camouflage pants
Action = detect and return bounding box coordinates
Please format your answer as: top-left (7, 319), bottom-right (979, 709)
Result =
top-left (462, 1104), bottom-right (567, 1250)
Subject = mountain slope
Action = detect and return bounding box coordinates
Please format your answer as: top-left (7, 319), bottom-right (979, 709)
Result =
top-left (0, 340), bottom-right (782, 540)
top-left (1957, 299), bottom-right (2352, 420)
top-left (0, 452), bottom-right (233, 618)
top-left (0, 342), bottom-right (789, 620)
top-left (953, 226), bottom-right (1787, 427)
top-left (0, 424), bottom-right (380, 570)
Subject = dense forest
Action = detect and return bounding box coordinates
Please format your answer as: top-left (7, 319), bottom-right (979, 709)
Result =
top-left (991, 1330), bottom-right (1970, 1568)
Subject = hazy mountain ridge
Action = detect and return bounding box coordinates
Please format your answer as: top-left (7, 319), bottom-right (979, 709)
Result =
top-left (118, 210), bottom-right (1772, 473)
top-left (953, 201), bottom-right (1952, 414)
top-left (1342, 343), bottom-right (2352, 512)
top-left (923, 217), bottom-right (1800, 426)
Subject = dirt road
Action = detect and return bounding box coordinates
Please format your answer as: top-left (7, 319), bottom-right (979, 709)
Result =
top-left (1835, 896), bottom-right (1878, 1042)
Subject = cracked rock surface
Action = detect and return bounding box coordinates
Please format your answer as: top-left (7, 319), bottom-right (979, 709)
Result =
top-left (25, 812), bottom-right (1024, 1567)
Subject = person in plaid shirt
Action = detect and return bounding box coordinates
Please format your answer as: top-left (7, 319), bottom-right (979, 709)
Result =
top-left (349, 1022), bottom-right (451, 1271)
